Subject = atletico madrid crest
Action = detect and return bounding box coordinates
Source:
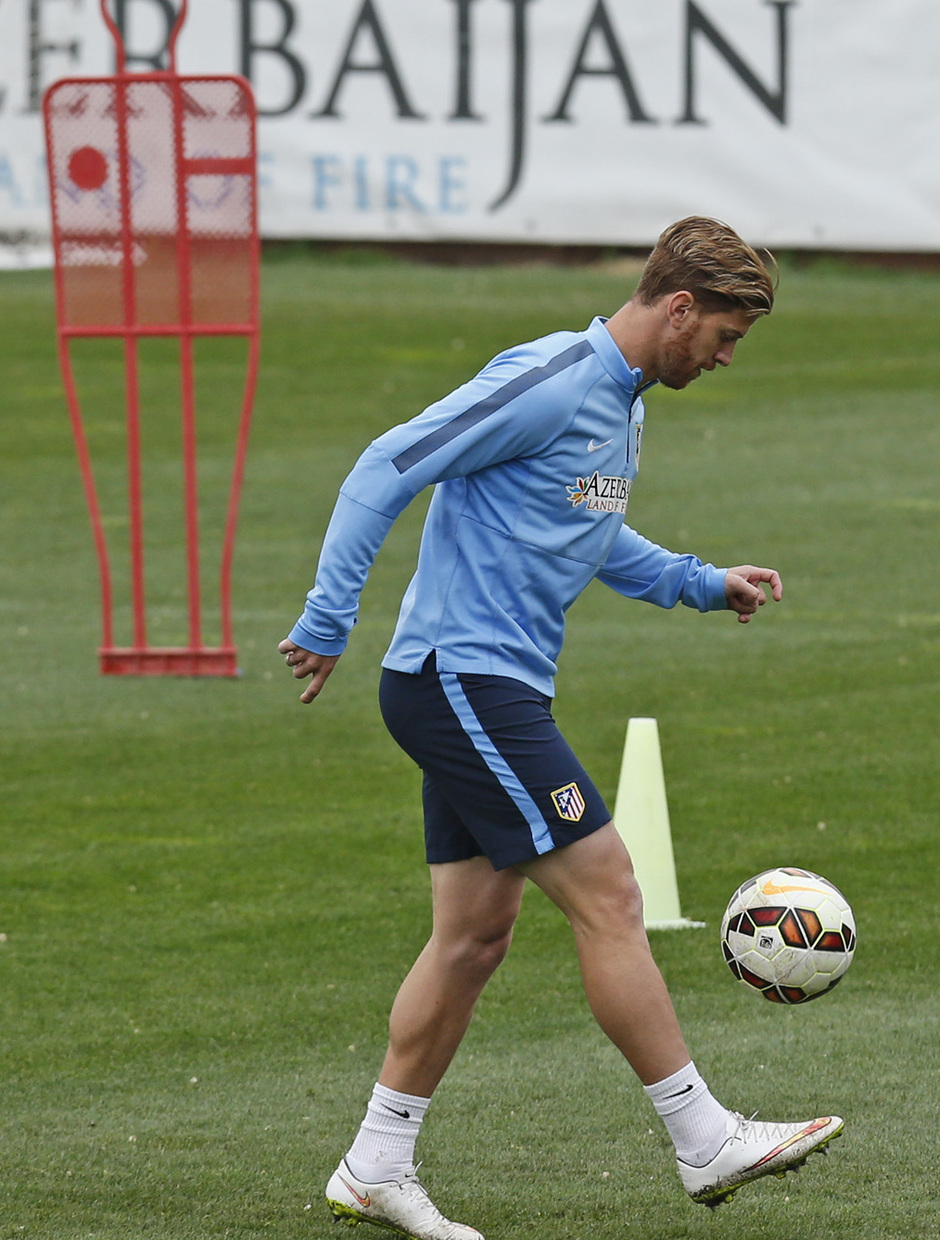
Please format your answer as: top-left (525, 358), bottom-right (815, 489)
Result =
top-left (551, 781), bottom-right (585, 822)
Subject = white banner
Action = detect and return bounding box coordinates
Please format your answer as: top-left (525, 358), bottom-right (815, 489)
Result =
top-left (1, 0), bottom-right (939, 256)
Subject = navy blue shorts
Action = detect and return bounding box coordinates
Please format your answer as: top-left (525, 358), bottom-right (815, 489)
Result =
top-left (378, 656), bottom-right (611, 870)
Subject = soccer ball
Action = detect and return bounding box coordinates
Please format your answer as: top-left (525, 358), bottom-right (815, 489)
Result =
top-left (720, 867), bottom-right (857, 1005)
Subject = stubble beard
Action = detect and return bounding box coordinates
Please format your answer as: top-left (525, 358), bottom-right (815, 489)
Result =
top-left (657, 325), bottom-right (700, 391)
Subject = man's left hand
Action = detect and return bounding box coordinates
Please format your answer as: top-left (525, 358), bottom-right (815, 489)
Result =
top-left (724, 565), bottom-right (783, 623)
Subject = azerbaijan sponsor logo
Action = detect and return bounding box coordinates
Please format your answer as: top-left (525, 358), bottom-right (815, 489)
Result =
top-left (566, 471), bottom-right (630, 514)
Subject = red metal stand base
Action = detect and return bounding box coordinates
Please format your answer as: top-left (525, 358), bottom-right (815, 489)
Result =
top-left (99, 646), bottom-right (239, 677)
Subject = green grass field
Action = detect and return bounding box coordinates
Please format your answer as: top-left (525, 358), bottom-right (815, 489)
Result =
top-left (1, 250), bottom-right (938, 1240)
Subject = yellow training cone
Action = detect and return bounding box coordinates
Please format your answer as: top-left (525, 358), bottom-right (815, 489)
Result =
top-left (613, 718), bottom-right (704, 931)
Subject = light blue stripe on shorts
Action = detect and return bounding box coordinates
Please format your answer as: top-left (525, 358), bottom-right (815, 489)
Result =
top-left (438, 671), bottom-right (555, 856)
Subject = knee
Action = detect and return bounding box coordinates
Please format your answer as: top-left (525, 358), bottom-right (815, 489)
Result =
top-left (577, 867), bottom-right (647, 938)
top-left (441, 923), bottom-right (514, 982)
top-left (617, 870), bottom-right (646, 930)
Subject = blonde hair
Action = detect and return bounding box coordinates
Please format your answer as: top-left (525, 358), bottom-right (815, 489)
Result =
top-left (635, 216), bottom-right (777, 317)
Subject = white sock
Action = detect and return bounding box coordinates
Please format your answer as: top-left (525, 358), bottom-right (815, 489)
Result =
top-left (345, 1083), bottom-right (430, 1183)
top-left (643, 1062), bottom-right (731, 1167)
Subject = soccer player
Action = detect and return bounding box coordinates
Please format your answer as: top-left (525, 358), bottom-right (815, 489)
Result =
top-left (280, 217), bottom-right (843, 1240)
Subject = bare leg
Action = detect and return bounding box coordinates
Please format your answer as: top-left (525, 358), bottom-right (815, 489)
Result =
top-left (379, 856), bottom-right (526, 1098)
top-left (519, 822), bottom-right (690, 1085)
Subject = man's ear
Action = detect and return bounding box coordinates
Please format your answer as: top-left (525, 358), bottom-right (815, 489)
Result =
top-left (665, 290), bottom-right (696, 328)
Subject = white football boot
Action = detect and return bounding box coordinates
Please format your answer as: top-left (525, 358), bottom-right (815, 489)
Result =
top-left (325, 1159), bottom-right (484, 1240)
top-left (678, 1111), bottom-right (844, 1207)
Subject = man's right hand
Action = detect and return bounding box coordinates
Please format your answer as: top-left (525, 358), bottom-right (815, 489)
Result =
top-left (278, 638), bottom-right (340, 703)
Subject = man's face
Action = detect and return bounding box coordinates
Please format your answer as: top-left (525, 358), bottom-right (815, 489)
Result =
top-left (657, 304), bottom-right (755, 391)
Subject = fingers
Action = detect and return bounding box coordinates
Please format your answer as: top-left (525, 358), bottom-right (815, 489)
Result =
top-left (725, 570), bottom-right (779, 623)
top-left (299, 674), bottom-right (326, 704)
top-left (758, 567), bottom-right (783, 603)
top-left (733, 586), bottom-right (763, 619)
top-left (280, 640), bottom-right (307, 676)
top-left (285, 649), bottom-right (315, 678)
top-left (729, 564), bottom-right (783, 602)
top-left (298, 656), bottom-right (339, 702)
top-left (279, 639), bottom-right (340, 703)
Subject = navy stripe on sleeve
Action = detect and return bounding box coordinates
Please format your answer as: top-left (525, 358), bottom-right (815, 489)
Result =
top-left (391, 339), bottom-right (594, 474)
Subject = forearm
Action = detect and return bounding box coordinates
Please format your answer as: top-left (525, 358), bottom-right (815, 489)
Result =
top-left (596, 525), bottom-right (727, 612)
top-left (289, 491), bottom-right (398, 655)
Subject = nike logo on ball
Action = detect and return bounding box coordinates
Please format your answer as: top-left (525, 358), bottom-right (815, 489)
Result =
top-left (587, 437), bottom-right (613, 452)
top-left (761, 879), bottom-right (820, 897)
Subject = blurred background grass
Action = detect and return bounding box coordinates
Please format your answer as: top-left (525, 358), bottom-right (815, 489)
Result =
top-left (0, 252), bottom-right (938, 1239)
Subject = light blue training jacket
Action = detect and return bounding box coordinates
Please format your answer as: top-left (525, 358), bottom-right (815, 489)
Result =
top-left (289, 316), bottom-right (729, 698)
